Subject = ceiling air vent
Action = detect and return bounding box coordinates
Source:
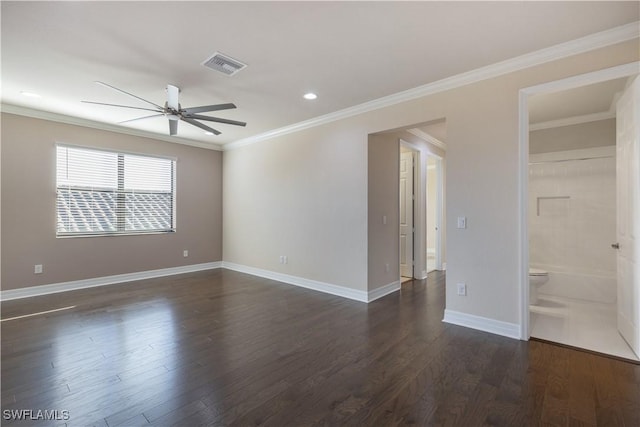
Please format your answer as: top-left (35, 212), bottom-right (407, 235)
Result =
top-left (202, 52), bottom-right (247, 76)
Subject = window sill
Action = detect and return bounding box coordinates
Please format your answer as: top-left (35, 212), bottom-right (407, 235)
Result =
top-left (56, 230), bottom-right (176, 239)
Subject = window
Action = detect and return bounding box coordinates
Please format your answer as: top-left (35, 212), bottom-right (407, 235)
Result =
top-left (56, 145), bottom-right (176, 237)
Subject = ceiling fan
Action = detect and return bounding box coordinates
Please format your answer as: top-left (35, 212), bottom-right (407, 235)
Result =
top-left (82, 81), bottom-right (246, 136)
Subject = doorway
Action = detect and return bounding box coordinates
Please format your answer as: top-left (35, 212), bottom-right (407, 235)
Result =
top-left (426, 154), bottom-right (443, 272)
top-left (519, 63), bottom-right (640, 361)
top-left (400, 144), bottom-right (417, 281)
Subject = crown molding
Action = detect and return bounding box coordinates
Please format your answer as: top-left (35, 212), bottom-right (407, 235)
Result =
top-left (530, 111), bottom-right (616, 131)
top-left (225, 21), bottom-right (639, 151)
top-left (407, 128), bottom-right (447, 151)
top-left (1, 104), bottom-right (224, 151)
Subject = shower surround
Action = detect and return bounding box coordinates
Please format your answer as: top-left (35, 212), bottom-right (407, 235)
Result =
top-left (529, 147), bottom-right (616, 304)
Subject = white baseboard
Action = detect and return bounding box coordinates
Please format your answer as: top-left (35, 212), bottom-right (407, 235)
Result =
top-left (2, 261), bottom-right (401, 304)
top-left (368, 281), bottom-right (401, 302)
top-left (0, 262), bottom-right (222, 301)
top-left (222, 262), bottom-right (372, 302)
top-left (442, 309), bottom-right (521, 339)
top-left (222, 262), bottom-right (401, 303)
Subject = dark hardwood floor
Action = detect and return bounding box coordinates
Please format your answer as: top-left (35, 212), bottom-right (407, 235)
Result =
top-left (2, 269), bottom-right (639, 426)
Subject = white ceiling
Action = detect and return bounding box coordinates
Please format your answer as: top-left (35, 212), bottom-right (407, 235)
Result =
top-left (2, 2), bottom-right (638, 147)
top-left (529, 77), bottom-right (630, 125)
top-left (418, 121), bottom-right (447, 144)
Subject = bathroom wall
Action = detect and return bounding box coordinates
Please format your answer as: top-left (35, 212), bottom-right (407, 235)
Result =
top-left (529, 142), bottom-right (616, 303)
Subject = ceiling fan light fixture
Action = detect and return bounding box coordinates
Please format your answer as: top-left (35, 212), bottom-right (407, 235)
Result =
top-left (83, 82), bottom-right (246, 137)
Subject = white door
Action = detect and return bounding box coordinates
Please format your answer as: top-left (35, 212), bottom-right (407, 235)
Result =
top-left (616, 75), bottom-right (640, 358)
top-left (400, 150), bottom-right (414, 277)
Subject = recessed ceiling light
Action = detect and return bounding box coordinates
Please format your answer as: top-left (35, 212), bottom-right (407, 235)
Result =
top-left (204, 131), bottom-right (214, 135)
top-left (303, 92), bottom-right (318, 100)
top-left (20, 91), bottom-right (41, 98)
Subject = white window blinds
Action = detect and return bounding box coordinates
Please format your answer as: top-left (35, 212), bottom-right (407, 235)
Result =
top-left (56, 145), bottom-right (176, 236)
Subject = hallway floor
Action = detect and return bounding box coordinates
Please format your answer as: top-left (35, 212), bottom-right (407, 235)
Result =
top-left (530, 294), bottom-right (639, 362)
top-left (426, 255), bottom-right (436, 272)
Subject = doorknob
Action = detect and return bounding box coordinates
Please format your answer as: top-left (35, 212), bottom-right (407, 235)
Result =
top-left (611, 243), bottom-right (620, 249)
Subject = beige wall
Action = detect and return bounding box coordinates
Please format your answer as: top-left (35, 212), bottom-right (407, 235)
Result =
top-left (367, 133), bottom-right (400, 288)
top-left (223, 124), bottom-right (369, 290)
top-left (223, 39), bottom-right (638, 324)
top-left (1, 113), bottom-right (223, 290)
top-left (530, 118), bottom-right (616, 154)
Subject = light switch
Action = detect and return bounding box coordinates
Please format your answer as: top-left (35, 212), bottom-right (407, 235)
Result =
top-left (457, 216), bottom-right (467, 229)
top-left (457, 283), bottom-right (467, 296)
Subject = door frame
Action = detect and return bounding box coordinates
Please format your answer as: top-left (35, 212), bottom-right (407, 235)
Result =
top-left (517, 61), bottom-right (640, 340)
top-left (615, 75), bottom-right (640, 358)
top-left (399, 140), bottom-right (421, 279)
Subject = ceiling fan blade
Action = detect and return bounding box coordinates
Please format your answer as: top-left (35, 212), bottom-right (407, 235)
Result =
top-left (81, 101), bottom-right (161, 113)
top-left (118, 114), bottom-right (165, 124)
top-left (181, 117), bottom-right (221, 135)
top-left (169, 119), bottom-right (178, 136)
top-left (186, 114), bottom-right (247, 127)
top-left (95, 81), bottom-right (164, 110)
top-left (167, 85), bottom-right (180, 110)
top-left (182, 103), bottom-right (236, 115)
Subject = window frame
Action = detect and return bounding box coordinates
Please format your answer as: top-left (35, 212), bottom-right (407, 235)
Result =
top-left (55, 144), bottom-right (177, 238)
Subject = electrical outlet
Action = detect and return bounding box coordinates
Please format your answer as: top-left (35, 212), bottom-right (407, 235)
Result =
top-left (34, 264), bottom-right (43, 274)
top-left (283, 256), bottom-right (288, 264)
top-left (457, 283), bottom-right (467, 296)
top-left (279, 256), bottom-right (284, 264)
top-left (183, 250), bottom-right (189, 258)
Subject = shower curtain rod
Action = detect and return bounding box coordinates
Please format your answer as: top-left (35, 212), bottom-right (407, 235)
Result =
top-left (528, 155), bottom-right (614, 165)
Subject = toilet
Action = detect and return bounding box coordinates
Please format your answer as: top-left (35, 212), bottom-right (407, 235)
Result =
top-left (529, 268), bottom-right (549, 305)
